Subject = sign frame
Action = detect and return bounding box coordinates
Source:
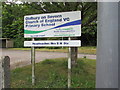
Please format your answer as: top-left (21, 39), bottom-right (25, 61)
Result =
top-left (24, 11), bottom-right (81, 38)
top-left (24, 40), bottom-right (81, 47)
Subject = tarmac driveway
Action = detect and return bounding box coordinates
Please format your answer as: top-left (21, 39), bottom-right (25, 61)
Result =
top-left (0, 48), bottom-right (96, 69)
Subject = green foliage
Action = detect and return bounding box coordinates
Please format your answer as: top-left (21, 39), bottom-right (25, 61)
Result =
top-left (2, 2), bottom-right (97, 46)
top-left (41, 59), bottom-right (56, 64)
top-left (13, 37), bottom-right (24, 48)
top-left (71, 59), bottom-right (96, 88)
top-left (11, 58), bottom-right (96, 88)
top-left (81, 23), bottom-right (97, 46)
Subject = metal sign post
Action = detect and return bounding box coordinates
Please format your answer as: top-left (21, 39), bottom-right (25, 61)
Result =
top-left (62, 37), bottom-right (63, 49)
top-left (68, 37), bottom-right (71, 88)
top-left (24, 11), bottom-right (81, 86)
top-left (31, 38), bottom-right (35, 85)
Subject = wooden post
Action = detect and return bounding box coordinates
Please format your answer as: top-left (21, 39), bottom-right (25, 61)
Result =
top-left (6, 39), bottom-right (8, 48)
top-left (0, 56), bottom-right (3, 89)
top-left (70, 37), bottom-right (78, 66)
top-left (0, 56), bottom-right (10, 89)
top-left (31, 38), bottom-right (35, 85)
top-left (71, 47), bottom-right (77, 66)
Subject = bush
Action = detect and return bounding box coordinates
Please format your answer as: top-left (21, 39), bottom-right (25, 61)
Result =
top-left (13, 37), bottom-right (24, 48)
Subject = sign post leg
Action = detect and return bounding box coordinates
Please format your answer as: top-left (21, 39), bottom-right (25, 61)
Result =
top-left (62, 37), bottom-right (63, 49)
top-left (31, 38), bottom-right (35, 85)
top-left (68, 37), bottom-right (71, 88)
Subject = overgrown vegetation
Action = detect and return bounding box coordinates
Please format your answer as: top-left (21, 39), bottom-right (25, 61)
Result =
top-left (11, 58), bottom-right (96, 88)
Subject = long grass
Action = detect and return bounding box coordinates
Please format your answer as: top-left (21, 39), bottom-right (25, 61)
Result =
top-left (11, 58), bottom-right (96, 88)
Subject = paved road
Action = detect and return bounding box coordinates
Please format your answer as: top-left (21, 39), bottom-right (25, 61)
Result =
top-left (0, 49), bottom-right (96, 69)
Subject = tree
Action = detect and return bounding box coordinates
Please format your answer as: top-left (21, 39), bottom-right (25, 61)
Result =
top-left (2, 2), bottom-right (97, 65)
top-left (41, 2), bottom-right (97, 66)
top-left (39, 2), bottom-right (97, 66)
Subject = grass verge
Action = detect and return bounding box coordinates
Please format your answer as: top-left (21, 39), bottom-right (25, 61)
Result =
top-left (9, 46), bottom-right (96, 54)
top-left (11, 58), bottom-right (96, 88)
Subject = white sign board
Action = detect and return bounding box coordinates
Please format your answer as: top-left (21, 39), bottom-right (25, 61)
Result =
top-left (24, 11), bottom-right (81, 38)
top-left (24, 40), bottom-right (81, 47)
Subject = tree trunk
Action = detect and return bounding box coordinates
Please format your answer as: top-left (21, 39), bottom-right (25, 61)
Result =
top-left (71, 47), bottom-right (78, 66)
top-left (70, 37), bottom-right (79, 67)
